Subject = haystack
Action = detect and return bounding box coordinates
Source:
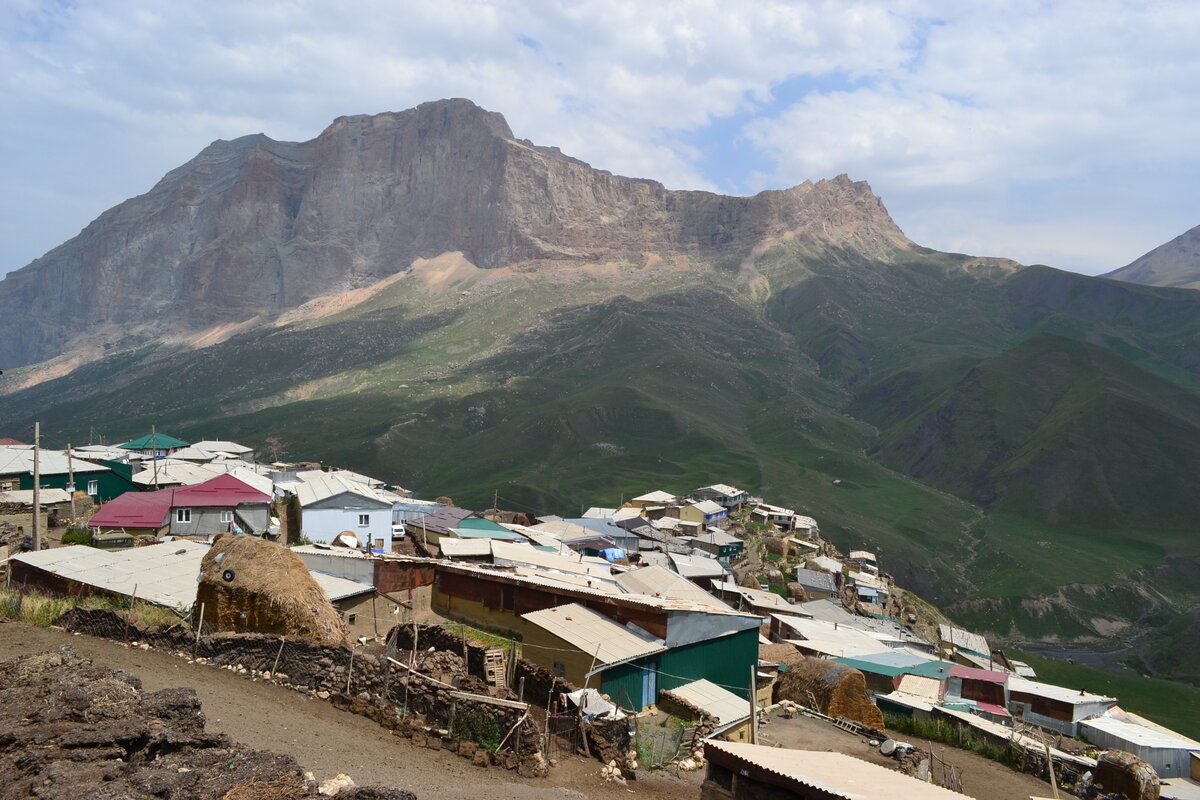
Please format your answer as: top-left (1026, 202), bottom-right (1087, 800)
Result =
top-left (773, 659), bottom-right (884, 728)
top-left (196, 534), bottom-right (347, 646)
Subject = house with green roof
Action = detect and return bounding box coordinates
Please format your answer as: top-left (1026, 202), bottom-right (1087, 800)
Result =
top-left (119, 433), bottom-right (190, 458)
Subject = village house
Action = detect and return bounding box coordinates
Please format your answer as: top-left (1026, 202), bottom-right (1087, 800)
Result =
top-left (748, 501), bottom-right (797, 531)
top-left (658, 679), bottom-right (753, 742)
top-left (289, 472), bottom-right (397, 550)
top-left (118, 432), bottom-right (190, 458)
top-left (794, 567), bottom-right (838, 600)
top-left (1079, 713), bottom-right (1200, 779)
top-left (691, 528), bottom-right (744, 563)
top-left (7, 540), bottom-right (389, 638)
top-left (846, 569), bottom-right (889, 605)
top-left (701, 740), bottom-right (973, 800)
top-left (191, 440), bottom-right (255, 459)
top-left (629, 490), bottom-right (677, 509)
top-left (690, 484), bottom-right (749, 508)
top-left (937, 623), bottom-right (992, 666)
top-left (168, 474), bottom-right (273, 539)
top-left (666, 551), bottom-right (728, 588)
top-left (86, 491), bottom-right (174, 540)
top-left (1006, 676), bottom-right (1116, 736)
top-left (848, 549), bottom-right (879, 574)
top-left (86, 473), bottom-right (272, 541)
top-left (430, 560), bottom-right (761, 711)
top-left (0, 445), bottom-right (135, 501)
top-left (402, 505), bottom-right (475, 546)
top-left (674, 500), bottom-right (728, 527)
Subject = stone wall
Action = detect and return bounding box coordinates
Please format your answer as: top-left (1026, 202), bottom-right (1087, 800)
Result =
top-left (56, 608), bottom-right (546, 774)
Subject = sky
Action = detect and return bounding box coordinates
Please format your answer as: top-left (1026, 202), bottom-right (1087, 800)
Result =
top-left (2, 0), bottom-right (1199, 277)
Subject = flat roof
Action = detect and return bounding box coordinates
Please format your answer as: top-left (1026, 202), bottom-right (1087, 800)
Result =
top-left (661, 679), bottom-right (749, 727)
top-left (522, 602), bottom-right (666, 669)
top-left (1080, 715), bottom-right (1200, 751)
top-left (13, 541), bottom-right (373, 609)
top-left (1009, 676), bottom-right (1116, 705)
top-left (703, 741), bottom-right (976, 799)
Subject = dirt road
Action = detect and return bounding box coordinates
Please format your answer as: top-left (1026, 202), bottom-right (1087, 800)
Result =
top-left (0, 622), bottom-right (695, 800)
top-left (1, 622), bottom-right (1064, 800)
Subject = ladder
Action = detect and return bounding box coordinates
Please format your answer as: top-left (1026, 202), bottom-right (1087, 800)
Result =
top-left (484, 649), bottom-right (507, 687)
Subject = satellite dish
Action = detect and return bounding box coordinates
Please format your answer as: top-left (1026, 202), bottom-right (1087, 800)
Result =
top-left (222, 569), bottom-right (236, 582)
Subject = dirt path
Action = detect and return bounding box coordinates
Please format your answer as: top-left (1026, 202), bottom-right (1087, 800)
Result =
top-left (0, 622), bottom-right (694, 800)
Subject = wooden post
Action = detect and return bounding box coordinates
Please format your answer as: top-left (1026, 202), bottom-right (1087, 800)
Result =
top-left (66, 443), bottom-right (75, 524)
top-left (507, 637), bottom-right (517, 687)
top-left (272, 636), bottom-right (286, 677)
top-left (749, 665), bottom-right (758, 744)
top-left (1044, 741), bottom-right (1059, 799)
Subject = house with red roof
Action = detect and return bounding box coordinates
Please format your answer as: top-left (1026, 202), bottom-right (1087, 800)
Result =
top-left (87, 473), bottom-right (272, 542)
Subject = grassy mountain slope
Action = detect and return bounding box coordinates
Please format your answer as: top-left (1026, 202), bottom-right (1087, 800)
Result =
top-left (4, 240), bottom-right (1200, 681)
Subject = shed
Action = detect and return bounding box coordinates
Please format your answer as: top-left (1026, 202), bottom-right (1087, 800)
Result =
top-left (1080, 715), bottom-right (1200, 778)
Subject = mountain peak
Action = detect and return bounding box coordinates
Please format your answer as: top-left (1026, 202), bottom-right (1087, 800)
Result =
top-left (1104, 223), bottom-right (1200, 290)
top-left (0, 99), bottom-right (910, 369)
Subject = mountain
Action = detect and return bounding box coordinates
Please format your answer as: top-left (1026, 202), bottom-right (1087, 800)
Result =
top-left (0, 98), bottom-right (904, 370)
top-left (1105, 223), bottom-right (1200, 289)
top-left (2, 99), bottom-right (1199, 678)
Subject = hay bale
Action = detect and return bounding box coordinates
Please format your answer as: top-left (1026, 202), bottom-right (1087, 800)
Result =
top-left (759, 643), bottom-right (805, 668)
top-left (197, 534), bottom-right (347, 646)
top-left (1094, 750), bottom-right (1160, 800)
top-left (773, 659), bottom-right (883, 728)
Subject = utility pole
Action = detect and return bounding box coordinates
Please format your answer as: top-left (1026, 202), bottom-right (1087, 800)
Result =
top-left (151, 425), bottom-right (160, 489)
top-left (749, 665), bottom-right (758, 744)
top-left (493, 488), bottom-right (498, 512)
top-left (66, 443), bottom-right (75, 525)
top-left (32, 422), bottom-right (41, 551)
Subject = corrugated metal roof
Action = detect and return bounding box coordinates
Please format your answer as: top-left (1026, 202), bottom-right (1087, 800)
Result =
top-left (703, 741), bottom-right (976, 799)
top-left (192, 440), bottom-right (253, 455)
top-left (691, 500), bottom-right (726, 515)
top-left (522, 603), bottom-right (666, 668)
top-left (661, 679), bottom-right (749, 727)
top-left (437, 538), bottom-right (493, 557)
top-left (696, 484), bottom-right (743, 497)
top-left (173, 474), bottom-right (271, 507)
top-left (614, 566), bottom-right (732, 608)
top-left (949, 665), bottom-right (1009, 684)
top-left (0, 446), bottom-right (110, 476)
top-left (794, 568), bottom-right (837, 593)
top-left (667, 552), bottom-right (726, 578)
top-left (0, 488), bottom-right (72, 505)
top-left (1081, 716), bottom-right (1200, 750)
top-left (12, 541), bottom-right (372, 608)
top-left (88, 490), bottom-right (174, 528)
top-left (119, 433), bottom-right (190, 450)
top-left (938, 623), bottom-right (990, 656)
top-left (632, 490), bottom-right (676, 503)
top-left (293, 472), bottom-right (392, 508)
top-left (1009, 677), bottom-right (1116, 705)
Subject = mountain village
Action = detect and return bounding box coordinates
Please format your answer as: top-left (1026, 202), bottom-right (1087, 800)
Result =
top-left (1, 433), bottom-right (1196, 800)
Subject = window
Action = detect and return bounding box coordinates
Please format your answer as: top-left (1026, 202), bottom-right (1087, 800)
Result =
top-left (176, 508), bottom-right (191, 523)
top-left (87, 480), bottom-right (98, 495)
top-left (220, 510), bottom-right (233, 523)
top-left (501, 585), bottom-right (514, 612)
top-left (552, 661), bottom-right (565, 678)
top-left (347, 614), bottom-right (358, 626)
top-left (357, 513), bottom-right (370, 527)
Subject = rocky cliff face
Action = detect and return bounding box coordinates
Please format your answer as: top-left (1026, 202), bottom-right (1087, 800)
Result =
top-left (1104, 223), bottom-right (1200, 290)
top-left (0, 98), bottom-right (909, 369)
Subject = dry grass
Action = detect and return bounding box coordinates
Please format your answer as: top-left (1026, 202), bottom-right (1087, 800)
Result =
top-left (0, 586), bottom-right (183, 628)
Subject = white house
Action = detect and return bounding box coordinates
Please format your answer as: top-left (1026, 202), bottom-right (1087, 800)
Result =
top-left (292, 472), bottom-right (395, 551)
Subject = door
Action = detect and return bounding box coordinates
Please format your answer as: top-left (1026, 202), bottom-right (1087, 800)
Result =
top-left (642, 659), bottom-right (658, 709)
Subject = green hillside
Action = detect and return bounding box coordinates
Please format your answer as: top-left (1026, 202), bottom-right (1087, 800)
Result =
top-left (4, 242), bottom-right (1200, 684)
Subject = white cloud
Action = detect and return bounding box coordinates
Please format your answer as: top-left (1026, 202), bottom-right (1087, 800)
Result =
top-left (1, 0), bottom-right (1198, 274)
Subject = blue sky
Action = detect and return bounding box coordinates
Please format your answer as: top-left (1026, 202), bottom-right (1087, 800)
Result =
top-left (2, 0), bottom-right (1199, 276)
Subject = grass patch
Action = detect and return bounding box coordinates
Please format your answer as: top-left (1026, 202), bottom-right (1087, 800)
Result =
top-left (0, 587), bottom-right (182, 629)
top-left (884, 712), bottom-right (1018, 766)
top-left (451, 708), bottom-right (504, 752)
top-left (442, 621), bottom-right (516, 652)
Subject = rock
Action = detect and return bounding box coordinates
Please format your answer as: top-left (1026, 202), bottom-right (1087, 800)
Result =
top-left (318, 774), bottom-right (356, 796)
top-left (317, 690), bottom-right (331, 700)
top-left (472, 750), bottom-right (490, 768)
